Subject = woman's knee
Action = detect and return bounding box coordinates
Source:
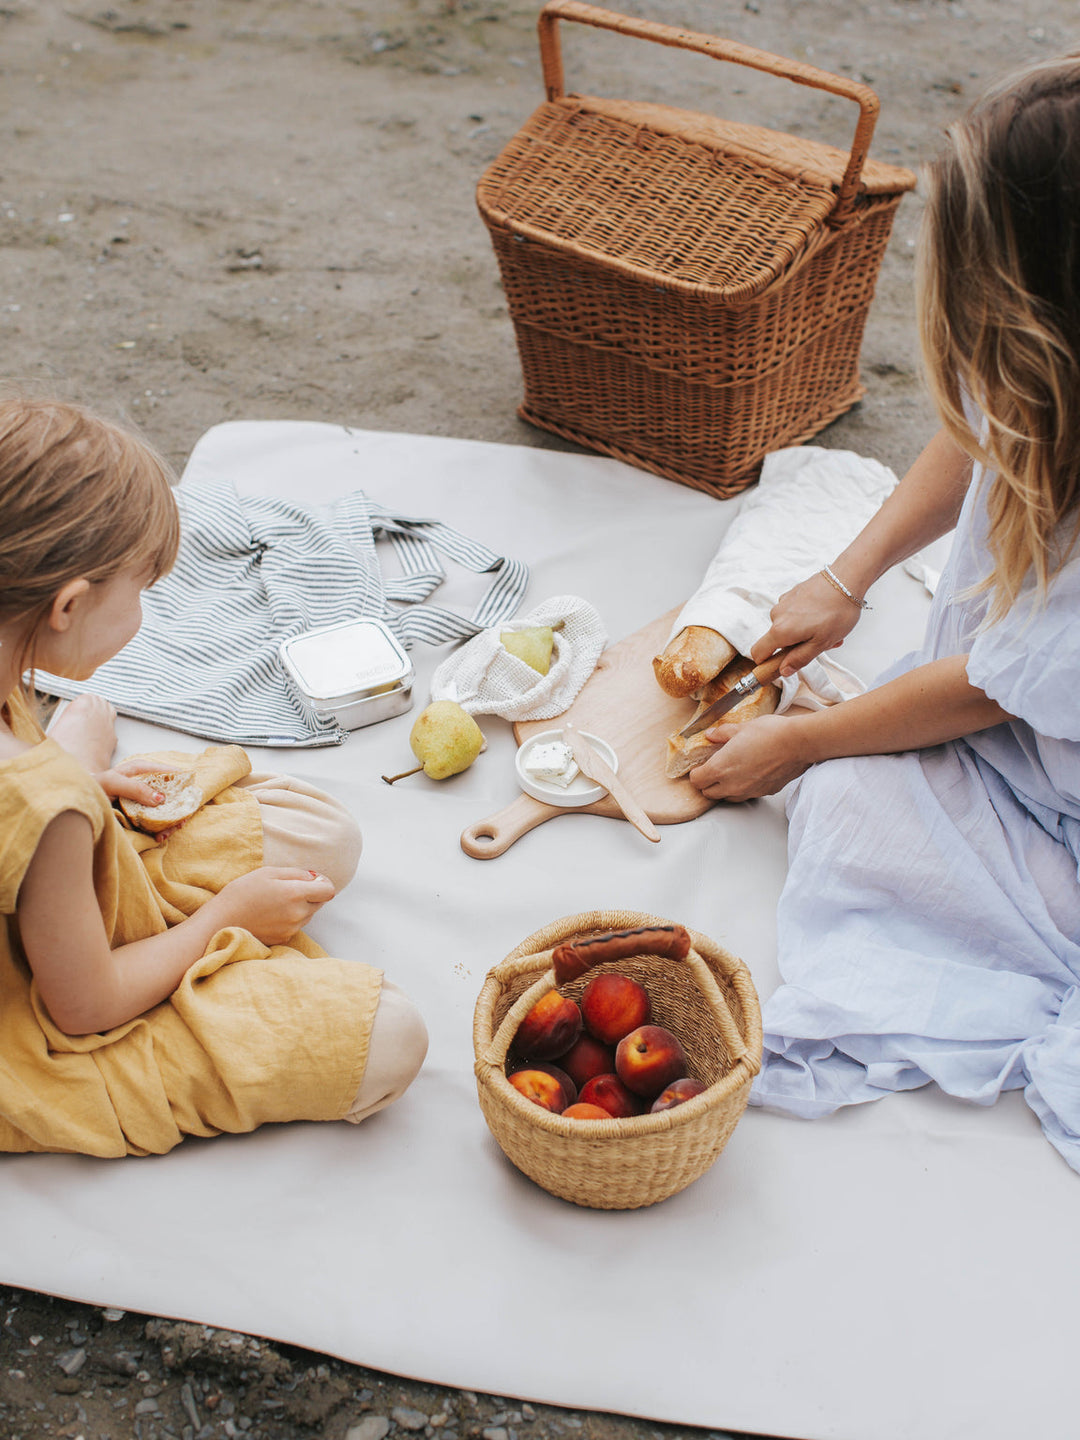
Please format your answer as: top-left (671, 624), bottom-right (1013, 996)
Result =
top-left (343, 980), bottom-right (428, 1124)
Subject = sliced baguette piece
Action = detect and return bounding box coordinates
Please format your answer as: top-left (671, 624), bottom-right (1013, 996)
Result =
top-left (652, 625), bottom-right (737, 698)
top-left (665, 655), bottom-right (780, 779)
top-left (118, 769), bottom-right (203, 835)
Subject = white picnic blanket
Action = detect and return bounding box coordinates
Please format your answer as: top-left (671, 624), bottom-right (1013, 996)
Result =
top-left (0, 421), bottom-right (1075, 1440)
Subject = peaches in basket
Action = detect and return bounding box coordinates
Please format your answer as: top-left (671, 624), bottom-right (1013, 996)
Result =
top-left (507, 974), bottom-right (704, 1119)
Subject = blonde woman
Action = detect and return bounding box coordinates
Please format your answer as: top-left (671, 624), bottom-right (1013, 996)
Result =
top-left (688, 57), bottom-right (1080, 1167)
top-left (0, 396), bottom-right (426, 1156)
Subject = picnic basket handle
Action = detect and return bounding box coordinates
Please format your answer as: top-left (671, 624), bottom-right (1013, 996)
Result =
top-left (537, 0), bottom-right (880, 227)
top-left (481, 924), bottom-right (750, 1070)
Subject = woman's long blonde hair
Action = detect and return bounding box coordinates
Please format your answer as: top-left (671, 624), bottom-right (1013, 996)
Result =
top-left (0, 394), bottom-right (180, 683)
top-left (918, 53), bottom-right (1080, 620)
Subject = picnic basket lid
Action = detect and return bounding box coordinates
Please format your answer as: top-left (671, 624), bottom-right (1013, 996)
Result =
top-left (476, 2), bottom-right (916, 304)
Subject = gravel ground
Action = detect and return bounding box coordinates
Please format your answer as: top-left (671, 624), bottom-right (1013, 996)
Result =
top-left (1, 0), bottom-right (1077, 1436)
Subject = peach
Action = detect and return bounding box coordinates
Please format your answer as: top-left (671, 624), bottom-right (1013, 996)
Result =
top-left (649, 1077), bottom-right (707, 1113)
top-left (507, 1068), bottom-right (569, 1113)
top-left (615, 1024), bottom-right (689, 1099)
top-left (581, 972), bottom-right (651, 1046)
top-left (508, 1062), bottom-right (576, 1109)
top-left (578, 1072), bottom-right (643, 1119)
top-left (562, 1103), bottom-right (613, 1121)
top-left (512, 989), bottom-right (582, 1062)
top-left (557, 1033), bottom-right (615, 1090)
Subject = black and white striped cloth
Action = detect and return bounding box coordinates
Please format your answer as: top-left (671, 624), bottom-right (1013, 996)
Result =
top-left (36, 479), bottom-right (529, 746)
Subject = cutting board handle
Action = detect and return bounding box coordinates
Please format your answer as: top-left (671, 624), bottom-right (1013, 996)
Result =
top-left (461, 793), bottom-right (563, 859)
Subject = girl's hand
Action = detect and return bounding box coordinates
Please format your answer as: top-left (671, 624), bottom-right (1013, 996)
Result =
top-left (688, 714), bottom-right (812, 802)
top-left (96, 756), bottom-right (175, 807)
top-left (749, 571), bottom-right (863, 676)
top-left (210, 867), bottom-right (337, 946)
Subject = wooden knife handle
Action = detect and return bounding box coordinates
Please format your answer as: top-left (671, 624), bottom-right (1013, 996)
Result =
top-left (750, 643), bottom-right (799, 688)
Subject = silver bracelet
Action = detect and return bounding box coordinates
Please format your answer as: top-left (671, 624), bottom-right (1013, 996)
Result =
top-left (820, 565), bottom-right (872, 611)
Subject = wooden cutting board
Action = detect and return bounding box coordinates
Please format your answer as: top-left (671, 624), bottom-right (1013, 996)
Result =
top-left (460, 609), bottom-right (711, 858)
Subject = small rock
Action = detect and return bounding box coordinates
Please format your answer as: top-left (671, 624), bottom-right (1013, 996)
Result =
top-left (521, 1408), bottom-right (536, 1422)
top-left (57, 1347), bottom-right (87, 1377)
top-left (180, 1381), bottom-right (202, 1431)
top-left (347, 1416), bottom-right (391, 1440)
top-left (54, 1377), bottom-right (82, 1395)
top-left (135, 1398), bottom-right (161, 1415)
top-left (105, 1352), bottom-right (139, 1377)
top-left (482, 1429), bottom-right (508, 1440)
top-left (394, 1407), bottom-right (429, 1431)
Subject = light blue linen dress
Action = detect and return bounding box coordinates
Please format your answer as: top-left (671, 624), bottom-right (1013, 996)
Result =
top-left (751, 461), bottom-right (1080, 1173)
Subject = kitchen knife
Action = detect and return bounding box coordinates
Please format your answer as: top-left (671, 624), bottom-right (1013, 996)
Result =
top-left (561, 724), bottom-right (661, 843)
top-left (677, 646), bottom-right (798, 738)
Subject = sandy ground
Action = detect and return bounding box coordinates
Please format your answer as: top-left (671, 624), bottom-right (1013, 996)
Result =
top-left (1, 1), bottom-right (1077, 1437)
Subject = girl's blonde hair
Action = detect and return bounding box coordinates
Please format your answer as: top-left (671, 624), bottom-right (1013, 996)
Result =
top-left (0, 394), bottom-right (180, 681)
top-left (918, 53), bottom-right (1080, 620)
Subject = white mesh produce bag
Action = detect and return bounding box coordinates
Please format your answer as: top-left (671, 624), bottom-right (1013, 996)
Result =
top-left (429, 595), bottom-right (607, 720)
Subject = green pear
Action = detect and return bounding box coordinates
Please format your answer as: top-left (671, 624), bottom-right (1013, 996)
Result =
top-left (500, 625), bottom-right (555, 676)
top-left (382, 701), bottom-right (484, 784)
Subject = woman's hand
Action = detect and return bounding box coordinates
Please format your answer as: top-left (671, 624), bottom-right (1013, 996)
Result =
top-left (209, 867), bottom-right (337, 946)
top-left (688, 714), bottom-right (812, 802)
top-left (749, 571), bottom-right (863, 676)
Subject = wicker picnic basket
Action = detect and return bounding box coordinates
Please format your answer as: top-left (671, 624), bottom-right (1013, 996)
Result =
top-left (476, 1), bottom-right (916, 498)
top-left (473, 911), bottom-right (762, 1209)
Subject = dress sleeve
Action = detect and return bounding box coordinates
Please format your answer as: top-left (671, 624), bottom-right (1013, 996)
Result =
top-left (966, 548), bottom-right (1080, 741)
top-left (0, 745), bottom-right (108, 913)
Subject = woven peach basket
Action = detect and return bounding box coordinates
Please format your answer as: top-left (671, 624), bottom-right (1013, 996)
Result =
top-left (473, 910), bottom-right (762, 1210)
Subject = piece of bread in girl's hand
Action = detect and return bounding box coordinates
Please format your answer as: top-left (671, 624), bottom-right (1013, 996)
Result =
top-left (665, 655), bottom-right (781, 779)
top-left (118, 770), bottom-right (203, 834)
top-left (652, 626), bottom-right (738, 698)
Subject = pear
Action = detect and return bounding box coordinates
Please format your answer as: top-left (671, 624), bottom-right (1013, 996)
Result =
top-left (382, 700), bottom-right (484, 784)
top-left (501, 625), bottom-right (555, 676)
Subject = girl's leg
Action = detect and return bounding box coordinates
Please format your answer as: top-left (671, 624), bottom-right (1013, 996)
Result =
top-left (343, 978), bottom-right (429, 1123)
top-left (237, 771), bottom-right (363, 892)
top-left (237, 772), bottom-right (427, 1120)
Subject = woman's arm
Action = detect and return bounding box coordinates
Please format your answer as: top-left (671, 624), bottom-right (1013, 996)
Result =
top-left (17, 811), bottom-right (336, 1035)
top-left (751, 429), bottom-right (974, 675)
top-left (689, 654), bottom-right (1012, 802)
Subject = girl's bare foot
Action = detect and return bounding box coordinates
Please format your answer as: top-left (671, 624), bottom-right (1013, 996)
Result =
top-left (46, 694), bottom-right (118, 773)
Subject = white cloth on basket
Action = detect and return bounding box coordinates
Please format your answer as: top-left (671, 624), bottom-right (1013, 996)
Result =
top-left (429, 594), bottom-right (607, 720)
top-left (671, 445), bottom-right (900, 710)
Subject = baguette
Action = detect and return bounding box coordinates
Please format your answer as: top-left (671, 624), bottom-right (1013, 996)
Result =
top-left (118, 769), bottom-right (203, 835)
top-left (665, 655), bottom-right (780, 779)
top-left (652, 625), bottom-right (737, 698)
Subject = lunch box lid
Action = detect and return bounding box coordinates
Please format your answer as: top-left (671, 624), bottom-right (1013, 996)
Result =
top-left (279, 618), bottom-right (413, 707)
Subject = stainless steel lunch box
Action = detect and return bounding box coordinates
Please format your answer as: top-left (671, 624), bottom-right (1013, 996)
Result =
top-left (278, 618), bottom-right (414, 730)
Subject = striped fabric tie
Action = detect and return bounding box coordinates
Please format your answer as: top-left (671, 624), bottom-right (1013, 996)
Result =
top-left (36, 480), bottom-right (529, 746)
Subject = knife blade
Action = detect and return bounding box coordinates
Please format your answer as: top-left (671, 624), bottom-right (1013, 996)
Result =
top-left (561, 724), bottom-right (661, 843)
top-left (677, 646), bottom-right (798, 738)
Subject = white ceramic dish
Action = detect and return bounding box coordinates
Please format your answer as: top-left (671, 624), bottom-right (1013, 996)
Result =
top-left (514, 729), bottom-right (619, 808)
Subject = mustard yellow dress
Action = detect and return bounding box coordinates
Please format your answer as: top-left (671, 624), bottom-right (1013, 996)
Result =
top-left (0, 692), bottom-right (381, 1157)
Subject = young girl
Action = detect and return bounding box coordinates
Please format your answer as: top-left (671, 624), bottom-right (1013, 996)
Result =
top-left (689, 57), bottom-right (1080, 1168)
top-left (0, 395), bottom-right (427, 1156)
